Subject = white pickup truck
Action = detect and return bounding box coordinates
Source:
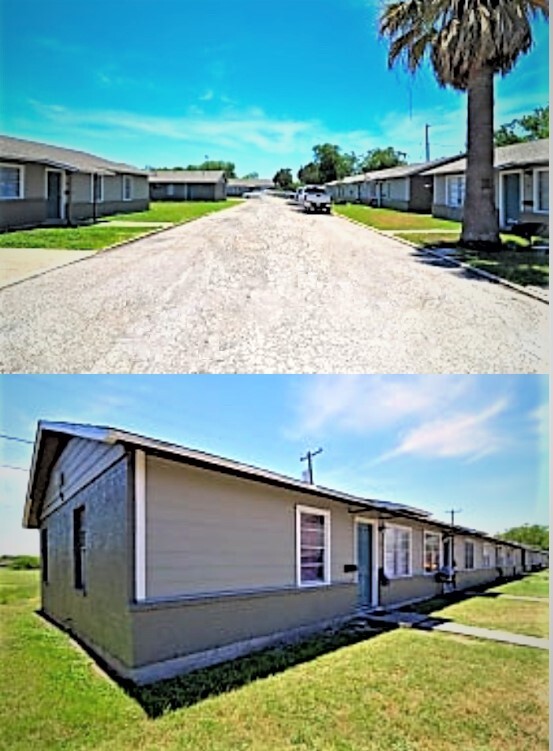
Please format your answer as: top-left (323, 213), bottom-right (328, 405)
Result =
top-left (298, 185), bottom-right (332, 214)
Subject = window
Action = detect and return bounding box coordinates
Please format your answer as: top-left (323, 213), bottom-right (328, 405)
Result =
top-left (166, 184), bottom-right (175, 197)
top-left (464, 540), bottom-right (475, 570)
top-left (482, 544), bottom-right (493, 568)
top-left (446, 175), bottom-right (465, 207)
top-left (496, 546), bottom-right (504, 566)
top-left (91, 174), bottom-right (104, 202)
top-left (73, 506), bottom-right (86, 590)
top-left (40, 528), bottom-right (48, 583)
top-left (535, 170), bottom-right (549, 212)
top-left (384, 525), bottom-right (411, 578)
top-left (123, 175), bottom-right (132, 201)
top-left (296, 505), bottom-right (330, 585)
top-left (0, 165), bottom-right (23, 199)
top-left (424, 531), bottom-right (441, 573)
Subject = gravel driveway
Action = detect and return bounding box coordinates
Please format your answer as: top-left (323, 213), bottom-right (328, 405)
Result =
top-left (0, 196), bottom-right (548, 373)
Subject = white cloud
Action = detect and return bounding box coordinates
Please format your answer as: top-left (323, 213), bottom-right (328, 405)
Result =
top-left (291, 375), bottom-right (474, 436)
top-left (374, 397), bottom-right (511, 464)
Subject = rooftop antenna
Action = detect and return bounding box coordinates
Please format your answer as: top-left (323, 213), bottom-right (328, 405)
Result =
top-left (301, 448), bottom-right (322, 484)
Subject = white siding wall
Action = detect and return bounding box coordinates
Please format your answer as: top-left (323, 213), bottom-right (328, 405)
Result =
top-left (145, 457), bottom-right (357, 599)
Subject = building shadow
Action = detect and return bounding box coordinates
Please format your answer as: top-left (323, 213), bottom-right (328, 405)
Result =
top-left (122, 620), bottom-right (389, 718)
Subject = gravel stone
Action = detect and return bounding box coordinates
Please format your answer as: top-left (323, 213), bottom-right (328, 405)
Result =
top-left (0, 196), bottom-right (548, 373)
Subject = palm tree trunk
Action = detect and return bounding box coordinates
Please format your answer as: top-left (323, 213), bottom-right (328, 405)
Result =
top-left (460, 64), bottom-right (501, 249)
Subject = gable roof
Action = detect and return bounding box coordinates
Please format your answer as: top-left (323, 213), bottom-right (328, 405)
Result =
top-left (326, 156), bottom-right (465, 187)
top-left (423, 139), bottom-right (549, 176)
top-left (0, 134), bottom-right (147, 176)
top-left (23, 420), bottom-right (432, 529)
top-left (23, 421), bottom-right (535, 555)
top-left (149, 170), bottom-right (226, 184)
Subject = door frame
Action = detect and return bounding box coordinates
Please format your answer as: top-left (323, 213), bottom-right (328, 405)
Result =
top-left (498, 169), bottom-right (523, 228)
top-left (45, 168), bottom-right (65, 221)
top-left (354, 518), bottom-right (378, 608)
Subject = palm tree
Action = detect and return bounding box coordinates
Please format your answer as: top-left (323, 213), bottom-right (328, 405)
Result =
top-left (380, 0), bottom-right (548, 250)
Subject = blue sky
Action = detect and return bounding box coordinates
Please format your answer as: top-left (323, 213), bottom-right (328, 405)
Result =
top-left (0, 0), bottom-right (549, 177)
top-left (0, 375), bottom-right (548, 554)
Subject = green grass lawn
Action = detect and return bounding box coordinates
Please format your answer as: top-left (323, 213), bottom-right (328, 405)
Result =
top-left (490, 570), bottom-right (549, 599)
top-left (0, 225), bottom-right (154, 250)
top-left (431, 595), bottom-right (549, 639)
top-left (0, 201), bottom-right (241, 250)
top-left (334, 204), bottom-right (460, 231)
top-left (104, 200), bottom-right (241, 223)
top-left (0, 569), bottom-right (549, 751)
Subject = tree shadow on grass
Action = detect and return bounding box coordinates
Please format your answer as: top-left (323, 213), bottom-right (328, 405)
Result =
top-left (123, 622), bottom-right (388, 718)
top-left (409, 243), bottom-right (549, 289)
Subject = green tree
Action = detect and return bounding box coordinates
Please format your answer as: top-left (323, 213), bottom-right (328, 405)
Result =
top-left (242, 172), bottom-right (259, 179)
top-left (494, 105), bottom-right (549, 145)
top-left (186, 160), bottom-right (237, 178)
top-left (273, 168), bottom-right (294, 189)
top-left (497, 524), bottom-right (549, 549)
top-left (312, 143), bottom-right (356, 182)
top-left (297, 162), bottom-right (321, 185)
top-left (380, 0), bottom-right (549, 251)
top-left (359, 147), bottom-right (407, 172)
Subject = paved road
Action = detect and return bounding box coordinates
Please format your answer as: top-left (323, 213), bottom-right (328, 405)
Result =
top-left (0, 196), bottom-right (548, 373)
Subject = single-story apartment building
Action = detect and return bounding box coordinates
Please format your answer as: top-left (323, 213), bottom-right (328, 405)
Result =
top-left (24, 421), bottom-right (546, 685)
top-left (227, 178), bottom-right (274, 197)
top-left (422, 138), bottom-right (549, 230)
top-left (0, 135), bottom-right (149, 231)
top-left (149, 170), bottom-right (227, 201)
top-left (327, 157), bottom-right (463, 213)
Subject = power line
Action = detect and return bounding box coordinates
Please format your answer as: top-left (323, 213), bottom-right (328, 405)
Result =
top-left (0, 464), bottom-right (29, 472)
top-left (300, 448), bottom-right (323, 485)
top-left (0, 433), bottom-right (33, 445)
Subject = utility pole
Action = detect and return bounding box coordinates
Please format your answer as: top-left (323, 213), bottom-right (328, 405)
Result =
top-left (301, 448), bottom-right (322, 484)
top-left (445, 508), bottom-right (462, 568)
top-left (424, 124), bottom-right (431, 162)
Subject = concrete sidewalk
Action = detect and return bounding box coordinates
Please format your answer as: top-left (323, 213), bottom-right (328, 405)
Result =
top-left (363, 610), bottom-right (549, 650)
top-left (0, 247), bottom-right (97, 288)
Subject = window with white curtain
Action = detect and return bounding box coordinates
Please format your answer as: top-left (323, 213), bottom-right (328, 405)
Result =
top-left (385, 525), bottom-right (411, 577)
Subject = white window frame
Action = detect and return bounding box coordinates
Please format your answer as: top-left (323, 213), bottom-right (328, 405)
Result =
top-left (384, 524), bottom-right (412, 579)
top-left (482, 543), bottom-right (494, 569)
top-left (90, 174), bottom-right (104, 203)
top-left (534, 169), bottom-right (549, 214)
top-left (464, 539), bottom-right (475, 570)
top-left (122, 175), bottom-right (133, 201)
top-left (446, 174), bottom-right (465, 208)
top-left (423, 530), bottom-right (442, 575)
top-left (0, 162), bottom-right (24, 200)
top-left (295, 504), bottom-right (331, 587)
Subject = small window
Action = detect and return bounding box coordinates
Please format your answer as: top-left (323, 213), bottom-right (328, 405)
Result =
top-left (0, 165), bottom-right (23, 199)
top-left (123, 175), bottom-right (132, 201)
top-left (446, 175), bottom-right (465, 207)
top-left (384, 525), bottom-right (411, 578)
top-left (464, 540), bottom-right (475, 570)
top-left (73, 506), bottom-right (86, 590)
top-left (482, 544), bottom-right (493, 568)
top-left (166, 184), bottom-right (175, 197)
top-left (296, 505), bottom-right (330, 585)
top-left (40, 528), bottom-right (48, 583)
top-left (536, 170), bottom-right (549, 212)
top-left (424, 531), bottom-right (441, 573)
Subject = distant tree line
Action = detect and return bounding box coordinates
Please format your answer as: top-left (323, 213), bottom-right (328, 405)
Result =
top-left (497, 524), bottom-right (548, 550)
top-left (0, 554), bottom-right (40, 570)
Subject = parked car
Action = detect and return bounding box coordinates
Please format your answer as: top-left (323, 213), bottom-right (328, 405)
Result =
top-left (242, 190), bottom-right (263, 198)
top-left (299, 185), bottom-right (332, 214)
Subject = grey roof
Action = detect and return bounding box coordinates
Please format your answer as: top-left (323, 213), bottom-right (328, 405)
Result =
top-left (326, 156), bottom-right (464, 187)
top-left (423, 139), bottom-right (549, 176)
top-left (227, 178), bottom-right (274, 188)
top-left (0, 134), bottom-right (147, 176)
top-left (149, 170), bottom-right (226, 184)
top-left (23, 420), bottom-right (432, 528)
top-left (22, 421), bottom-right (536, 555)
